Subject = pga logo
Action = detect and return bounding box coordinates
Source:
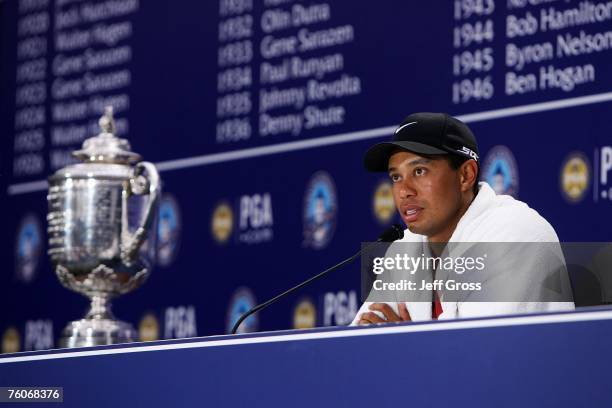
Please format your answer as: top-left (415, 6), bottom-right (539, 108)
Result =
top-left (238, 193), bottom-right (274, 244)
top-left (600, 146), bottom-right (612, 200)
top-left (164, 306), bottom-right (197, 339)
top-left (322, 290), bottom-right (358, 326)
top-left (24, 320), bottom-right (53, 351)
top-left (601, 147), bottom-right (612, 184)
top-left (239, 193), bottom-right (273, 230)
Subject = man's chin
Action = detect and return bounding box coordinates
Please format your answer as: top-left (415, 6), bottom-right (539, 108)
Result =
top-left (405, 222), bottom-right (424, 235)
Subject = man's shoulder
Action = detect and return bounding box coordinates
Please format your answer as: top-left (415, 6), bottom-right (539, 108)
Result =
top-left (462, 184), bottom-right (559, 242)
top-left (486, 199), bottom-right (555, 233)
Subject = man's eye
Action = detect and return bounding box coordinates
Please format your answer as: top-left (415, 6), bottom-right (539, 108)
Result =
top-left (390, 174), bottom-right (401, 182)
top-left (414, 167), bottom-right (427, 176)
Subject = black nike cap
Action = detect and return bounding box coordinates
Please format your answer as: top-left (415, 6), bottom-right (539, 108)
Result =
top-left (364, 112), bottom-right (479, 172)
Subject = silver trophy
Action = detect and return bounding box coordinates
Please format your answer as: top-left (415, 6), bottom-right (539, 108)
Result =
top-left (47, 107), bottom-right (160, 348)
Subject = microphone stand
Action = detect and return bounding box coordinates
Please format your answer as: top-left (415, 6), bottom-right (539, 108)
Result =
top-left (231, 224), bottom-right (403, 334)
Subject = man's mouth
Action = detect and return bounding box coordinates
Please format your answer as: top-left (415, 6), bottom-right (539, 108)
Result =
top-left (401, 206), bottom-right (423, 223)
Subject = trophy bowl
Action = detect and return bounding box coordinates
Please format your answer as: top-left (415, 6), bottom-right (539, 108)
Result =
top-left (47, 107), bottom-right (160, 348)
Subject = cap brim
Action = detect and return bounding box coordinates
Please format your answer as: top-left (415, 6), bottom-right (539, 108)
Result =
top-left (363, 141), bottom-right (448, 172)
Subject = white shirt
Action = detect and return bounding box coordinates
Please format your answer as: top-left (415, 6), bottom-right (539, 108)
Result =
top-left (350, 182), bottom-right (575, 325)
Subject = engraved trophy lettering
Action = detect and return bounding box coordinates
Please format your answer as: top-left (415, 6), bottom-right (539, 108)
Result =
top-left (47, 107), bottom-right (160, 348)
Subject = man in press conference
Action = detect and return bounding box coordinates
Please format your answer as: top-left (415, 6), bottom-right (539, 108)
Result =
top-left (351, 112), bottom-right (575, 326)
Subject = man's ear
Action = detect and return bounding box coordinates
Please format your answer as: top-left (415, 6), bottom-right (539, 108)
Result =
top-left (459, 160), bottom-right (478, 193)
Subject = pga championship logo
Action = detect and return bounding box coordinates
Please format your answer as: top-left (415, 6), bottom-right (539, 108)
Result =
top-left (303, 171), bottom-right (337, 249)
top-left (481, 145), bottom-right (519, 197)
top-left (139, 312), bottom-right (160, 342)
top-left (373, 180), bottom-right (395, 225)
top-left (211, 194), bottom-right (274, 245)
top-left (2, 327), bottom-right (21, 354)
top-left (560, 152), bottom-right (590, 203)
top-left (293, 298), bottom-right (316, 329)
top-left (15, 214), bottom-right (43, 283)
top-left (211, 201), bottom-right (234, 244)
top-left (157, 194), bottom-right (181, 267)
top-left (227, 287), bottom-right (258, 334)
top-left (566, 146), bottom-right (612, 203)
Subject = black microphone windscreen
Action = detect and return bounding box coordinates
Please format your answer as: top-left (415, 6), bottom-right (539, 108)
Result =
top-left (377, 224), bottom-right (404, 242)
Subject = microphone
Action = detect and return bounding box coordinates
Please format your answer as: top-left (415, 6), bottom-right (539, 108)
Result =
top-left (376, 223), bottom-right (404, 244)
top-left (231, 224), bottom-right (404, 334)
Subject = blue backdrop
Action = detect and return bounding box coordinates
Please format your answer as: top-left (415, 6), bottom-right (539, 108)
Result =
top-left (1, 0), bottom-right (611, 352)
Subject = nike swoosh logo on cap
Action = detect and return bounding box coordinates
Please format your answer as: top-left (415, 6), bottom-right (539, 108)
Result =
top-left (395, 121), bottom-right (417, 134)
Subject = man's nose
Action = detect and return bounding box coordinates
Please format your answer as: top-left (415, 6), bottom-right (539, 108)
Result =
top-left (398, 178), bottom-right (417, 198)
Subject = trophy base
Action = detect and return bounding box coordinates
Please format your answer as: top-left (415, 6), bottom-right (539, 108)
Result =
top-left (59, 318), bottom-right (137, 348)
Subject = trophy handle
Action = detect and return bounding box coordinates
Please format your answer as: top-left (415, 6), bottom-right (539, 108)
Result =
top-left (121, 161), bottom-right (161, 265)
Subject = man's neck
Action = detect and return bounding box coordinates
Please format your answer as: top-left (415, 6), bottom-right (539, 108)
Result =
top-left (428, 241), bottom-right (447, 258)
